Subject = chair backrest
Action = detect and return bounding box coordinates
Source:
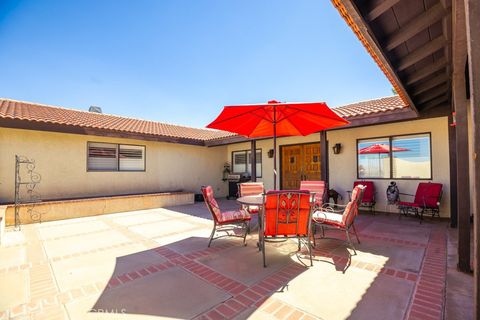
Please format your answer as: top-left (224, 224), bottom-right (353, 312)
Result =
top-left (353, 180), bottom-right (375, 203)
top-left (414, 183), bottom-right (443, 208)
top-left (201, 186), bottom-right (222, 223)
top-left (238, 182), bottom-right (264, 197)
top-left (342, 184), bottom-right (366, 227)
top-left (263, 190), bottom-right (312, 237)
top-left (300, 180), bottom-right (327, 206)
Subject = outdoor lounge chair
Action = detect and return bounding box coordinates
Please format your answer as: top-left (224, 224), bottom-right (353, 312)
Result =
top-left (299, 180), bottom-right (328, 210)
top-left (261, 190), bottom-right (313, 267)
top-left (201, 186), bottom-right (251, 247)
top-left (348, 180), bottom-right (376, 214)
top-left (398, 182), bottom-right (443, 222)
top-left (312, 184), bottom-right (366, 254)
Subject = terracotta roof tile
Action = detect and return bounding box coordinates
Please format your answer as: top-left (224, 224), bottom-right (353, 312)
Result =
top-left (332, 95), bottom-right (408, 118)
top-left (0, 98), bottom-right (236, 142)
top-left (0, 96), bottom-right (408, 143)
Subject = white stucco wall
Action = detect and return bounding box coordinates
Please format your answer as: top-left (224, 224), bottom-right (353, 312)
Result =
top-left (0, 127), bottom-right (228, 203)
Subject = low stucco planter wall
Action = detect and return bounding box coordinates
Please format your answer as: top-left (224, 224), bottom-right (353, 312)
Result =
top-left (3, 192), bottom-right (194, 226)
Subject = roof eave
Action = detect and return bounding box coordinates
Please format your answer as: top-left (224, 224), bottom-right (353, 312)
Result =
top-left (331, 0), bottom-right (419, 116)
top-left (0, 118), bottom-right (207, 146)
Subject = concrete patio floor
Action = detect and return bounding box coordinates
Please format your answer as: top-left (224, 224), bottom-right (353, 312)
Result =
top-left (0, 199), bottom-right (458, 319)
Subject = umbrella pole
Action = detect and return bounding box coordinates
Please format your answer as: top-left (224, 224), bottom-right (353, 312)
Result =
top-left (273, 106), bottom-right (277, 190)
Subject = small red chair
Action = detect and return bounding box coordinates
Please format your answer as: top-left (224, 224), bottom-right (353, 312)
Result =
top-left (261, 190), bottom-right (313, 267)
top-left (348, 180), bottom-right (376, 214)
top-left (313, 184), bottom-right (366, 254)
top-left (201, 186), bottom-right (251, 247)
top-left (300, 180), bottom-right (328, 210)
top-left (398, 182), bottom-right (443, 222)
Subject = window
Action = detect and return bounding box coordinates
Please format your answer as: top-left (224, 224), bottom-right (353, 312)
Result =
top-left (392, 134), bottom-right (431, 179)
top-left (357, 133), bottom-right (431, 179)
top-left (232, 149), bottom-right (262, 178)
top-left (358, 138), bottom-right (390, 178)
top-left (88, 142), bottom-right (145, 171)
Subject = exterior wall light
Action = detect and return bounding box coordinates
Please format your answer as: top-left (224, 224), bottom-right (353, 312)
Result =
top-left (332, 143), bottom-right (342, 155)
top-left (268, 149), bottom-right (274, 158)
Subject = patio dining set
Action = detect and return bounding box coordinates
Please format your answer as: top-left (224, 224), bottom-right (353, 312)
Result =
top-left (200, 180), bottom-right (444, 268)
top-left (201, 181), bottom-right (366, 268)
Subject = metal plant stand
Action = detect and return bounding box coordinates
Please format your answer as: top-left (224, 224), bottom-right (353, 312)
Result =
top-left (14, 155), bottom-right (42, 228)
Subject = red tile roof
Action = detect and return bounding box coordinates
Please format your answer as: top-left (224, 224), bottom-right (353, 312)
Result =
top-left (0, 96), bottom-right (408, 144)
top-left (332, 95), bottom-right (408, 118)
top-left (0, 99), bottom-right (236, 143)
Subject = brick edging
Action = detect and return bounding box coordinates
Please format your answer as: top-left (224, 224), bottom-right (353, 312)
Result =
top-left (406, 227), bottom-right (447, 320)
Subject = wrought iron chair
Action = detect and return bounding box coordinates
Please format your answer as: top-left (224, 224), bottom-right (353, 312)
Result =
top-left (201, 186), bottom-right (251, 247)
top-left (300, 180), bottom-right (328, 210)
top-left (348, 180), bottom-right (376, 214)
top-left (261, 190), bottom-right (313, 267)
top-left (398, 182), bottom-right (443, 222)
top-left (312, 185), bottom-right (366, 254)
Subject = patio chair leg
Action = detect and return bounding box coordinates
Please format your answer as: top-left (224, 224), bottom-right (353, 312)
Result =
top-left (208, 223), bottom-right (217, 247)
top-left (307, 236), bottom-right (313, 267)
top-left (312, 224), bottom-right (317, 247)
top-left (243, 222), bottom-right (248, 246)
top-left (352, 224), bottom-right (360, 244)
top-left (262, 237), bottom-right (266, 268)
top-left (345, 229), bottom-right (356, 255)
top-left (298, 237), bottom-right (301, 251)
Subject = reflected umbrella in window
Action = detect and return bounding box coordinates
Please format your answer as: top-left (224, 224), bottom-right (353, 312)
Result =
top-left (358, 144), bottom-right (409, 177)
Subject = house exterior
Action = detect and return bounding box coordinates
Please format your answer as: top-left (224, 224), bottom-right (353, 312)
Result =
top-left (0, 96), bottom-right (451, 221)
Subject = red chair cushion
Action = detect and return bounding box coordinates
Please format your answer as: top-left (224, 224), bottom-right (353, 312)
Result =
top-left (354, 181), bottom-right (375, 203)
top-left (219, 210), bottom-right (251, 223)
top-left (239, 183), bottom-right (264, 196)
top-left (414, 183), bottom-right (442, 208)
top-left (264, 191), bottom-right (311, 237)
top-left (300, 180), bottom-right (327, 207)
top-left (245, 205), bottom-right (259, 214)
top-left (202, 186), bottom-right (251, 224)
top-left (201, 186), bottom-right (222, 222)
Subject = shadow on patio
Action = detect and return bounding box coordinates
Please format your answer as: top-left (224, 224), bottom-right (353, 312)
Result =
top-left (83, 200), bottom-right (446, 320)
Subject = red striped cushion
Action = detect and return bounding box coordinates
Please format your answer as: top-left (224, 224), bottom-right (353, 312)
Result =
top-left (239, 182), bottom-right (264, 196)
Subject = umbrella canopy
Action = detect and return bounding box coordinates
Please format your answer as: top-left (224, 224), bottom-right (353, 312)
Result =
top-left (207, 100), bottom-right (349, 189)
top-left (207, 100), bottom-right (349, 138)
top-left (359, 143), bottom-right (409, 154)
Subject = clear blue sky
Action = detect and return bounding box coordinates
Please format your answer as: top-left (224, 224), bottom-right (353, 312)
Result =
top-left (0, 0), bottom-right (393, 127)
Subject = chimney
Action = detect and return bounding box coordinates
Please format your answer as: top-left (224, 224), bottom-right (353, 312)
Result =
top-left (88, 106), bottom-right (102, 113)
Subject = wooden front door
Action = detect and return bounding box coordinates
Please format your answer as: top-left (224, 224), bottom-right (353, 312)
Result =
top-left (281, 142), bottom-right (321, 189)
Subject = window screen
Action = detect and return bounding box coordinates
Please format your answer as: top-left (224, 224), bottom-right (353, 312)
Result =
top-left (87, 142), bottom-right (118, 171)
top-left (119, 145), bottom-right (145, 171)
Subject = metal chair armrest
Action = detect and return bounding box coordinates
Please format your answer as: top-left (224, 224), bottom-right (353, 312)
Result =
top-left (399, 193), bottom-right (415, 197)
top-left (319, 203), bottom-right (346, 213)
top-left (312, 210), bottom-right (330, 223)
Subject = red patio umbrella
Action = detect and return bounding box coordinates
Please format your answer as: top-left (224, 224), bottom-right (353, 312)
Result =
top-left (207, 100), bottom-right (349, 189)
